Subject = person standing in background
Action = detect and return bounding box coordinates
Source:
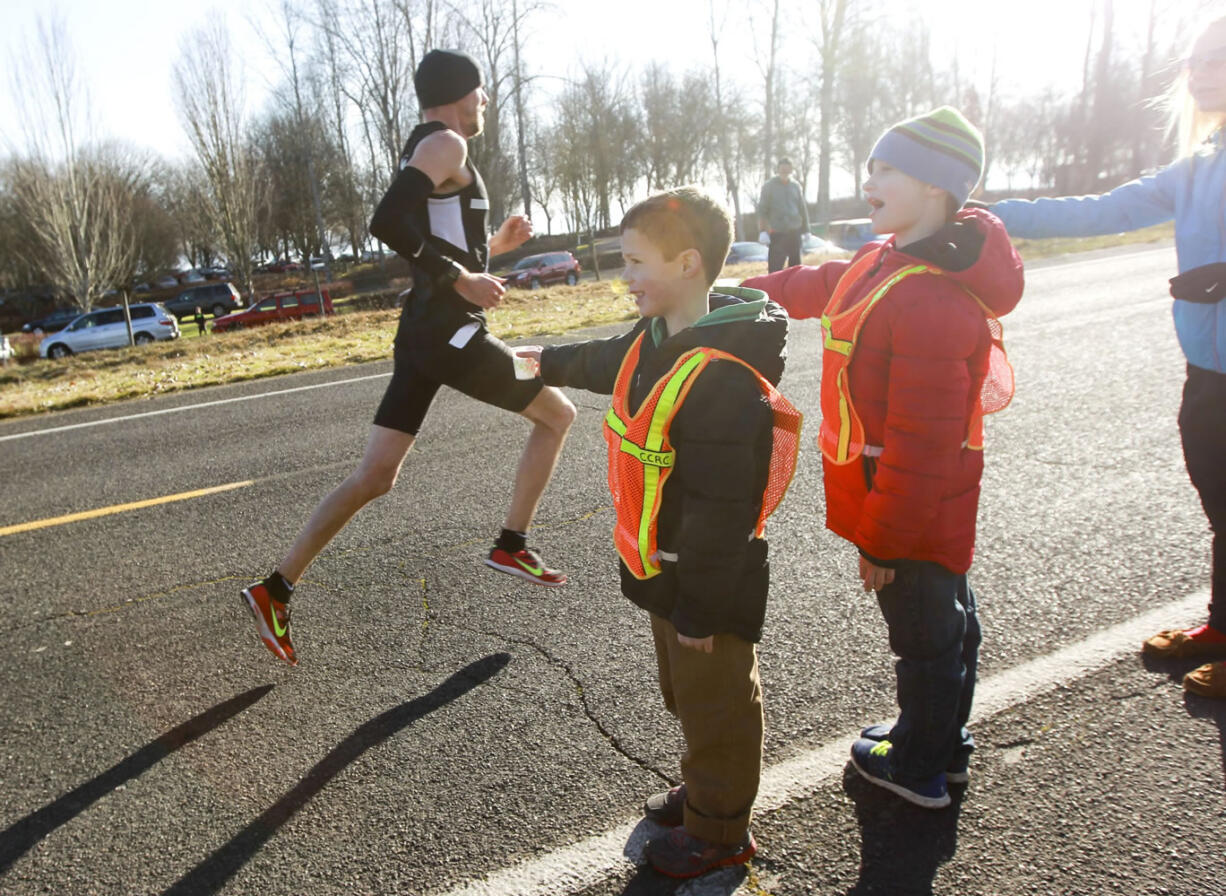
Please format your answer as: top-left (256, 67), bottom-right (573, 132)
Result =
top-left (757, 158), bottom-right (811, 273)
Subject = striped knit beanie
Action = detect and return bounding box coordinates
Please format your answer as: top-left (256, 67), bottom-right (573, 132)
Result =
top-left (869, 106), bottom-right (985, 207)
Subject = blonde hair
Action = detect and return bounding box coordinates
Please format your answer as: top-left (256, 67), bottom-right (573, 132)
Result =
top-left (1169, 16), bottom-right (1226, 157)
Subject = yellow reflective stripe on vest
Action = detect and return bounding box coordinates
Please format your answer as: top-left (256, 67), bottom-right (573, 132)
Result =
top-left (637, 352), bottom-right (707, 571)
top-left (604, 409), bottom-right (674, 467)
top-left (613, 351), bottom-right (707, 574)
top-left (604, 408), bottom-right (627, 436)
top-left (821, 315), bottom-right (853, 356)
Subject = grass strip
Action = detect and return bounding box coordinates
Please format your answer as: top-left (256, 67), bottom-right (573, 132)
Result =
top-left (0, 223), bottom-right (1174, 421)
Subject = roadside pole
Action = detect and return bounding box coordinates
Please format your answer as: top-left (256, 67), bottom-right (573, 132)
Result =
top-left (122, 291), bottom-right (134, 346)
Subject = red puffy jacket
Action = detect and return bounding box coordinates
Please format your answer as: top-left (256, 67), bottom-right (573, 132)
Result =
top-left (743, 209), bottom-right (1024, 573)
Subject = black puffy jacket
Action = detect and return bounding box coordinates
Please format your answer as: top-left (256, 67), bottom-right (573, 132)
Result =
top-left (540, 291), bottom-right (790, 642)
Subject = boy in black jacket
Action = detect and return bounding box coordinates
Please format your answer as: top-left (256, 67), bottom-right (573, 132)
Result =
top-left (521, 187), bottom-right (800, 878)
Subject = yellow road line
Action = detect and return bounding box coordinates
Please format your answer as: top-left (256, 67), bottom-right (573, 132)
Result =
top-left (0, 480), bottom-right (255, 537)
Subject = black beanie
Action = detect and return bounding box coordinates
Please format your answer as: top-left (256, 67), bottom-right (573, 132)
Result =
top-left (415, 49), bottom-right (483, 108)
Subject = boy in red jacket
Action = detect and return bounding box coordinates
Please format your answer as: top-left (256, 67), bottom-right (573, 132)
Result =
top-left (744, 106), bottom-right (1024, 808)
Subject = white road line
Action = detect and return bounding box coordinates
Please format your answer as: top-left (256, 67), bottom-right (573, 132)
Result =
top-left (0, 371), bottom-right (391, 443)
top-left (438, 590), bottom-right (1207, 896)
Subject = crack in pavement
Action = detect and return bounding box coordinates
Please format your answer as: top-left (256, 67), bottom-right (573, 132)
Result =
top-left (425, 607), bottom-right (673, 789)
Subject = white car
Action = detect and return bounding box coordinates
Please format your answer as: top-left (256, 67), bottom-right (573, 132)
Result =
top-left (40, 303), bottom-right (180, 359)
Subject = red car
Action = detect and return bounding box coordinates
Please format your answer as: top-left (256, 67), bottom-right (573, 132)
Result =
top-left (211, 288), bottom-right (332, 332)
top-left (507, 251), bottom-right (582, 289)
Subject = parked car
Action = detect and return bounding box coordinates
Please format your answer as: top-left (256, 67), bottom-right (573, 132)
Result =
top-left (826, 218), bottom-right (876, 251)
top-left (257, 259), bottom-right (303, 273)
top-left (177, 269), bottom-right (206, 284)
top-left (200, 266), bottom-right (231, 280)
top-left (163, 282), bottom-right (245, 320)
top-left (211, 288), bottom-right (333, 333)
top-left (508, 251), bottom-right (582, 289)
top-left (801, 232), bottom-right (843, 255)
top-left (21, 307), bottom-right (82, 334)
top-left (725, 241), bottom-right (770, 265)
top-left (39, 303), bottom-right (180, 359)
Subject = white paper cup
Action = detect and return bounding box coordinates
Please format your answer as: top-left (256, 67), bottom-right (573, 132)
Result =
top-left (512, 347), bottom-right (541, 380)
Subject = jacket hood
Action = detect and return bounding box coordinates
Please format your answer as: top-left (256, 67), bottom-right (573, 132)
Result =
top-left (650, 287), bottom-right (789, 386)
top-left (864, 207), bottom-right (1024, 318)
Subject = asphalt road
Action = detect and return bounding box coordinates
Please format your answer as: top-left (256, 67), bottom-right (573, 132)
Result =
top-left (1, 242), bottom-right (1222, 896)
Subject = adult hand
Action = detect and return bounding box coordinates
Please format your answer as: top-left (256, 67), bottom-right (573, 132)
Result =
top-left (455, 272), bottom-right (507, 309)
top-left (491, 214), bottom-right (533, 255)
top-left (515, 345), bottom-right (542, 364)
top-left (858, 555), bottom-right (896, 593)
top-left (678, 633), bottom-right (715, 653)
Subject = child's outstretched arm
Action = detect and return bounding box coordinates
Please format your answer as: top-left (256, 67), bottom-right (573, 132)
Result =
top-left (742, 259), bottom-right (850, 320)
top-left (538, 323), bottom-right (645, 395)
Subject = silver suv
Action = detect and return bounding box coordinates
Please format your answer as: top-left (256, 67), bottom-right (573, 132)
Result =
top-left (40, 303), bottom-right (180, 359)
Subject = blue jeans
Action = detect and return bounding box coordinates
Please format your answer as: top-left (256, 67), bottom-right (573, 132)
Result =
top-left (875, 561), bottom-right (980, 780)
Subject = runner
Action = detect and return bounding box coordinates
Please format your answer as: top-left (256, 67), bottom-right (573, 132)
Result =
top-left (241, 49), bottom-right (576, 666)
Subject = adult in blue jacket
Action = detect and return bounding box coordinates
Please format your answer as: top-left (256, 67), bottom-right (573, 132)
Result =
top-left (992, 16), bottom-right (1226, 697)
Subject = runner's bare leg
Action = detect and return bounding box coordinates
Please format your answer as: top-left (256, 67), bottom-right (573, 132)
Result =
top-left (503, 385), bottom-right (576, 532)
top-left (277, 425), bottom-right (416, 583)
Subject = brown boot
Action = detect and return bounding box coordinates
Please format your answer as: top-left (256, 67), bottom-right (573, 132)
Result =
top-left (1142, 625), bottom-right (1226, 659)
top-left (1184, 662), bottom-right (1226, 698)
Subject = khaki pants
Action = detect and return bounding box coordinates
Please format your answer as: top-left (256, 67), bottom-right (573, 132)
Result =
top-left (650, 614), bottom-right (763, 844)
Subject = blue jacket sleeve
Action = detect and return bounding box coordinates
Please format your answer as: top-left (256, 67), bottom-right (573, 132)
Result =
top-left (991, 160), bottom-right (1185, 238)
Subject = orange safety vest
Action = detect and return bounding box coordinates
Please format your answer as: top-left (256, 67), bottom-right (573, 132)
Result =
top-left (604, 331), bottom-right (803, 580)
top-left (819, 250), bottom-right (1015, 465)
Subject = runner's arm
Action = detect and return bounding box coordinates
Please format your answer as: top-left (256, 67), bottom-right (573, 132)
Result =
top-left (369, 130), bottom-right (469, 280)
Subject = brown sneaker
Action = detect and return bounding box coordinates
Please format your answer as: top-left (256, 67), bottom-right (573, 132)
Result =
top-left (1184, 662), bottom-right (1226, 698)
top-left (1142, 626), bottom-right (1226, 659)
top-left (644, 784), bottom-right (685, 827)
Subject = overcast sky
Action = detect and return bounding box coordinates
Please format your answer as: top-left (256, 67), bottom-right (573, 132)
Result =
top-left (0, 1), bottom-right (1201, 170)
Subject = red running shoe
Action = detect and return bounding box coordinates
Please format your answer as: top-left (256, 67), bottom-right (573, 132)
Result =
top-left (241, 580), bottom-right (297, 665)
top-left (646, 827), bottom-right (757, 878)
top-left (484, 546), bottom-right (567, 587)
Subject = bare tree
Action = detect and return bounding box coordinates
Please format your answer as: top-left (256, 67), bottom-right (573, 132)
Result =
top-left (255, 0), bottom-right (332, 273)
top-left (708, 0), bottom-right (745, 237)
top-left (173, 20), bottom-right (264, 297)
top-left (316, 0), bottom-right (414, 180)
top-left (5, 17), bottom-right (145, 312)
top-left (756, 0), bottom-right (784, 179)
top-left (812, 0), bottom-right (848, 222)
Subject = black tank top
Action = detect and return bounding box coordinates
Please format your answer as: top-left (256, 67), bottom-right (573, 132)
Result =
top-left (399, 121), bottom-right (490, 276)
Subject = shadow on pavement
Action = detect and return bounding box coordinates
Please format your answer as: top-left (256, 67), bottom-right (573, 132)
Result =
top-left (0, 684), bottom-right (274, 876)
top-left (840, 763), bottom-right (963, 896)
top-left (160, 652), bottom-right (511, 896)
top-left (1183, 689), bottom-right (1226, 785)
top-left (1140, 651), bottom-right (1209, 686)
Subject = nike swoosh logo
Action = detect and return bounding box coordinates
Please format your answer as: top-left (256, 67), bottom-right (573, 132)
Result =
top-left (514, 557), bottom-right (544, 576)
top-left (272, 610), bottom-right (288, 638)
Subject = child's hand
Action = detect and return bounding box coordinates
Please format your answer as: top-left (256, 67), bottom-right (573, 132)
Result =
top-left (678, 633), bottom-right (714, 653)
top-left (858, 555), bottom-right (896, 592)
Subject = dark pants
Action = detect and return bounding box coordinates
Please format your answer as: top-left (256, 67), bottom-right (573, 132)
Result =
top-left (1179, 364), bottom-right (1226, 630)
top-left (875, 561), bottom-right (980, 781)
top-left (767, 230), bottom-right (803, 273)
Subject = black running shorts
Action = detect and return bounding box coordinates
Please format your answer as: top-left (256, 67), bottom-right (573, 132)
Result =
top-left (373, 319), bottom-right (543, 435)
